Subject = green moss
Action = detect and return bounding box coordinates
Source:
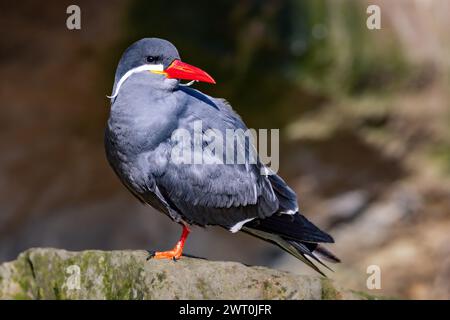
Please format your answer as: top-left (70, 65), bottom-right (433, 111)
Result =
top-left (195, 278), bottom-right (210, 299)
top-left (53, 285), bottom-right (61, 299)
top-left (28, 251), bottom-right (73, 299)
top-left (98, 253), bottom-right (147, 300)
top-left (1, 249), bottom-right (367, 300)
top-left (12, 292), bottom-right (31, 300)
top-left (156, 271), bottom-right (166, 282)
top-left (321, 278), bottom-right (341, 300)
top-left (9, 252), bottom-right (36, 298)
top-left (261, 279), bottom-right (292, 299)
top-left (351, 290), bottom-right (377, 300)
top-left (427, 142), bottom-right (450, 176)
top-left (350, 290), bottom-right (394, 300)
top-left (263, 280), bottom-right (271, 291)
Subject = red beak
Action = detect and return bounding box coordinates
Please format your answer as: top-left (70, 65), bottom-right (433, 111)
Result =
top-left (164, 59), bottom-right (216, 84)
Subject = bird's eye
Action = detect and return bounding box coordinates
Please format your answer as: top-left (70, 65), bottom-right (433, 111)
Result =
top-left (146, 56), bottom-right (157, 63)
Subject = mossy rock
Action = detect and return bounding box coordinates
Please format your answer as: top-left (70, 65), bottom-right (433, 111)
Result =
top-left (0, 248), bottom-right (373, 300)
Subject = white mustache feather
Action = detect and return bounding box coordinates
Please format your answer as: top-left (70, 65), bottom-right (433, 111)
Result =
top-left (107, 64), bottom-right (164, 99)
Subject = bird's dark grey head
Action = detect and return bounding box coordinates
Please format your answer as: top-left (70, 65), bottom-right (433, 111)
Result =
top-left (110, 38), bottom-right (215, 99)
top-left (110, 38), bottom-right (180, 96)
top-left (116, 38), bottom-right (180, 78)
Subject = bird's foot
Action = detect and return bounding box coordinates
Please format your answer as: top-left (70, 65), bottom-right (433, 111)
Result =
top-left (146, 225), bottom-right (190, 262)
top-left (146, 242), bottom-right (184, 261)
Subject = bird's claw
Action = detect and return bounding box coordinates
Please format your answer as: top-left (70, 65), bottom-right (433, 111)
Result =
top-left (146, 250), bottom-right (155, 261)
top-left (146, 250), bottom-right (180, 262)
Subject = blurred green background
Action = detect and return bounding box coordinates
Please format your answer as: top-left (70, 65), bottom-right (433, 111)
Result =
top-left (1, 0), bottom-right (449, 299)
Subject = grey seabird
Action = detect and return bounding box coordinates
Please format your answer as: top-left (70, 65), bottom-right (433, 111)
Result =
top-left (104, 38), bottom-right (339, 274)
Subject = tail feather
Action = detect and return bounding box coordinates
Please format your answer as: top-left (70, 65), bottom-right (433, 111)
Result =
top-left (245, 212), bottom-right (334, 243)
top-left (313, 244), bottom-right (341, 263)
top-left (241, 212), bottom-right (340, 275)
top-left (295, 242), bottom-right (341, 264)
top-left (288, 240), bottom-right (335, 272)
top-left (241, 227), bottom-right (327, 276)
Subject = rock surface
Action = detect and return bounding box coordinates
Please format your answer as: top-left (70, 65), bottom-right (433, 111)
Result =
top-left (0, 248), bottom-right (371, 300)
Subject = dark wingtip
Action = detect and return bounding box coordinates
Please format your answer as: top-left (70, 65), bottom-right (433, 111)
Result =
top-left (325, 233), bottom-right (335, 244)
top-left (314, 244), bottom-right (341, 263)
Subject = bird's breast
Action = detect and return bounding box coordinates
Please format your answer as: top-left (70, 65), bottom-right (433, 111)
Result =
top-left (104, 110), bottom-right (177, 194)
top-left (105, 84), bottom-right (187, 192)
top-left (104, 125), bottom-right (170, 195)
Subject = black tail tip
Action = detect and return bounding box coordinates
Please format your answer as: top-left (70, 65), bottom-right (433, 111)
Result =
top-left (314, 244), bottom-right (341, 263)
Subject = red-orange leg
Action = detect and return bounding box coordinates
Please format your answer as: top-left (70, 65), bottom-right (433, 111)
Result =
top-left (147, 225), bottom-right (190, 261)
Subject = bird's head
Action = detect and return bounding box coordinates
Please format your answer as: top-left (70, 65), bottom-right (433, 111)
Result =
top-left (110, 38), bottom-right (215, 98)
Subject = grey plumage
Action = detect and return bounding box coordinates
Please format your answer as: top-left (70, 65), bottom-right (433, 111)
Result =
top-left (104, 38), bottom-right (339, 274)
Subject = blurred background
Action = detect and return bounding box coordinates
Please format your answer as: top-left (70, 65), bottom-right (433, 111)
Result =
top-left (1, 0), bottom-right (449, 299)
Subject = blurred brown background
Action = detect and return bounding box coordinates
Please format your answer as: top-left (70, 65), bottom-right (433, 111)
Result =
top-left (1, 0), bottom-right (449, 299)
